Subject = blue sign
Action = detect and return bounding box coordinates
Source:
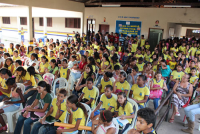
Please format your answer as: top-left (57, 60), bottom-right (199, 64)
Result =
top-left (115, 20), bottom-right (142, 38)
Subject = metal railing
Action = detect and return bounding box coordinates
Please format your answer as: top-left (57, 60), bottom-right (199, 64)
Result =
top-left (154, 90), bottom-right (174, 131)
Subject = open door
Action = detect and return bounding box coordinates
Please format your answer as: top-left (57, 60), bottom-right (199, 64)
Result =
top-left (99, 24), bottom-right (109, 36)
top-left (148, 28), bottom-right (164, 51)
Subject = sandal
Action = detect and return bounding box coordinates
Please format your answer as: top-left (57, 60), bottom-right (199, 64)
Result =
top-left (175, 112), bottom-right (180, 116)
top-left (169, 118), bottom-right (174, 123)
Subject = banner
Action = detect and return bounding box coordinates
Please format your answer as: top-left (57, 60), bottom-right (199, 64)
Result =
top-left (115, 20), bottom-right (142, 38)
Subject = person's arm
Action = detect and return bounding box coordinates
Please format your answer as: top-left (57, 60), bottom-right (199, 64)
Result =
top-left (196, 87), bottom-right (200, 91)
top-left (192, 79), bottom-right (198, 87)
top-left (86, 98), bottom-right (94, 105)
top-left (172, 81), bottom-right (179, 94)
top-left (28, 102), bottom-right (50, 113)
top-left (90, 101), bottom-right (102, 119)
top-left (66, 69), bottom-right (70, 80)
top-left (11, 64), bottom-right (14, 74)
top-left (113, 81), bottom-right (117, 93)
top-left (24, 87), bottom-right (37, 95)
top-left (163, 82), bottom-right (168, 91)
top-left (78, 93), bottom-right (84, 102)
top-left (23, 80), bottom-right (32, 86)
top-left (133, 96), bottom-right (148, 104)
top-left (75, 74), bottom-right (84, 89)
top-left (106, 128), bottom-right (116, 134)
top-left (4, 88), bottom-right (25, 104)
top-left (161, 65), bottom-right (167, 69)
top-left (40, 106), bottom-right (54, 123)
top-left (0, 86), bottom-right (11, 94)
top-left (170, 75), bottom-right (177, 82)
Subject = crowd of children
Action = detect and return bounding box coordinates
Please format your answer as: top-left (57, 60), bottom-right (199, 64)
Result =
top-left (0, 32), bottom-right (199, 134)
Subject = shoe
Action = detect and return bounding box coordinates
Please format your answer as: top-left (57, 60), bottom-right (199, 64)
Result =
top-left (181, 121), bottom-right (194, 134)
top-left (169, 118), bottom-right (174, 123)
top-left (175, 112), bottom-right (180, 116)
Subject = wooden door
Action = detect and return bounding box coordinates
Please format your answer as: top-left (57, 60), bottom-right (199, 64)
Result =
top-left (99, 24), bottom-right (109, 35)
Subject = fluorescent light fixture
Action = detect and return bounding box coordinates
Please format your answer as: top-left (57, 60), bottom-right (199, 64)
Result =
top-left (102, 4), bottom-right (121, 7)
top-left (164, 5), bottom-right (191, 8)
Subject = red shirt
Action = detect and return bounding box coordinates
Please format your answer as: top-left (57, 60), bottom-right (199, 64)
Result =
top-left (79, 61), bottom-right (87, 70)
top-left (114, 36), bottom-right (119, 43)
top-left (109, 35), bottom-right (114, 42)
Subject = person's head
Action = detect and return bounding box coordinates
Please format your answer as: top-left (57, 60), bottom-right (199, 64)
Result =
top-left (57, 89), bottom-right (67, 102)
top-left (59, 52), bottom-right (65, 59)
top-left (81, 55), bottom-right (87, 63)
top-left (28, 46), bottom-right (33, 52)
top-left (117, 92), bottom-right (127, 110)
top-left (104, 72), bottom-right (113, 81)
top-left (146, 62), bottom-right (152, 70)
top-left (86, 77), bottom-right (93, 89)
top-left (85, 64), bottom-right (93, 74)
top-left (176, 64), bottom-right (183, 72)
top-left (130, 57), bottom-right (137, 65)
top-left (34, 47), bottom-right (39, 54)
top-left (67, 94), bottom-right (88, 117)
top-left (190, 60), bottom-right (195, 68)
top-left (132, 66), bottom-right (139, 75)
top-left (172, 56), bottom-right (176, 62)
top-left (0, 68), bottom-right (12, 79)
top-left (31, 53), bottom-right (38, 61)
top-left (15, 66), bottom-right (26, 76)
top-left (41, 56), bottom-right (48, 63)
top-left (102, 53), bottom-right (109, 62)
top-left (119, 71), bottom-right (126, 82)
top-left (37, 81), bottom-right (51, 93)
top-left (50, 51), bottom-right (54, 57)
top-left (6, 77), bottom-right (17, 89)
top-left (13, 50), bottom-right (18, 57)
top-left (4, 58), bottom-right (13, 68)
top-left (114, 65), bottom-right (120, 74)
top-left (181, 73), bottom-right (189, 83)
top-left (87, 56), bottom-right (95, 65)
top-left (62, 58), bottom-right (68, 68)
top-left (27, 66), bottom-right (37, 76)
top-left (104, 85), bottom-right (113, 98)
top-left (136, 108), bottom-right (156, 132)
top-left (155, 71), bottom-right (162, 81)
top-left (50, 59), bottom-right (57, 67)
top-left (99, 110), bottom-right (115, 125)
top-left (153, 58), bottom-right (158, 65)
top-left (137, 75), bottom-right (147, 87)
top-left (191, 67), bottom-right (197, 76)
top-left (124, 50), bottom-right (129, 56)
top-left (15, 60), bottom-right (22, 68)
top-left (160, 59), bottom-right (167, 66)
top-left (10, 43), bottom-right (14, 50)
top-left (71, 55), bottom-right (76, 61)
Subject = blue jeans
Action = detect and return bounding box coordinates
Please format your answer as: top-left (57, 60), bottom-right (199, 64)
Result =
top-left (138, 104), bottom-right (144, 109)
top-left (14, 115), bottom-right (38, 134)
top-left (118, 123), bottom-right (130, 134)
top-left (184, 103), bottom-right (200, 122)
top-left (147, 98), bottom-right (160, 110)
top-left (31, 121), bottom-right (43, 134)
top-left (0, 94), bottom-right (8, 102)
top-left (95, 74), bottom-right (103, 87)
top-left (31, 121), bottom-right (58, 134)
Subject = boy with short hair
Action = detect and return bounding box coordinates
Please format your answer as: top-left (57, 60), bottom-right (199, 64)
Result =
top-left (122, 50), bottom-right (129, 65)
top-left (190, 67), bottom-right (199, 87)
top-left (136, 57), bottom-right (145, 73)
top-left (128, 108), bottom-right (157, 134)
top-left (127, 66), bottom-right (139, 87)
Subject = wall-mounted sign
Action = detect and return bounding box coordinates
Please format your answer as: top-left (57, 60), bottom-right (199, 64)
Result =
top-left (115, 20), bottom-right (142, 38)
top-left (118, 16), bottom-right (140, 19)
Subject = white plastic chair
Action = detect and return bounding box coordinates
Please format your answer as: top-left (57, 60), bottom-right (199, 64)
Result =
top-left (123, 98), bottom-right (139, 134)
top-left (52, 78), bottom-right (69, 98)
top-left (43, 73), bottom-right (55, 86)
top-left (92, 86), bottom-right (99, 110)
top-left (3, 83), bottom-right (25, 133)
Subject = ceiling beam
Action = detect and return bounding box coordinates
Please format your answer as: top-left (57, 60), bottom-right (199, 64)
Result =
top-left (85, 2), bottom-right (200, 6)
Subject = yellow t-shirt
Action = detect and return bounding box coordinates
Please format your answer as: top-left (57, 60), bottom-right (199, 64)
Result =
top-left (136, 63), bottom-right (145, 72)
top-left (8, 64), bottom-right (15, 74)
top-left (39, 42), bottom-right (44, 47)
top-left (184, 67), bottom-right (199, 77)
top-left (145, 45), bottom-right (150, 50)
top-left (189, 76), bottom-right (199, 84)
top-left (100, 78), bottom-right (113, 93)
top-left (26, 51), bottom-right (34, 58)
top-left (131, 44), bottom-right (138, 53)
top-left (189, 47), bottom-right (197, 57)
top-left (8, 48), bottom-right (15, 55)
top-left (60, 67), bottom-right (69, 79)
top-left (170, 47), bottom-right (178, 54)
top-left (13, 56), bottom-right (21, 61)
top-left (171, 70), bottom-right (185, 80)
top-left (131, 84), bottom-right (150, 106)
top-left (135, 54), bottom-right (143, 59)
top-left (21, 72), bottom-right (31, 81)
top-left (100, 94), bottom-right (117, 112)
top-left (51, 98), bottom-right (67, 123)
top-left (179, 46), bottom-right (186, 54)
top-left (48, 56), bottom-right (56, 62)
top-left (100, 61), bottom-right (109, 72)
top-left (0, 78), bottom-right (11, 97)
top-left (169, 61), bottom-right (177, 70)
top-left (153, 65), bottom-right (157, 72)
top-left (40, 62), bottom-right (49, 73)
top-left (162, 46), bottom-right (167, 53)
top-left (115, 80), bottom-right (130, 93)
top-left (82, 87), bottom-right (97, 107)
top-left (71, 107), bottom-right (86, 129)
top-left (107, 46), bottom-right (114, 51)
top-left (140, 39), bottom-right (145, 47)
top-left (30, 75), bottom-right (37, 87)
top-left (152, 78), bottom-right (164, 88)
top-left (144, 54), bottom-right (151, 62)
top-left (111, 62), bottom-right (121, 70)
top-left (116, 101), bottom-right (134, 124)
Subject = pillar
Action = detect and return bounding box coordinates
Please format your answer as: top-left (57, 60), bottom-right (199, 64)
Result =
top-left (27, 6), bottom-right (33, 45)
top-left (17, 16), bottom-right (21, 43)
top-left (0, 16), bottom-right (2, 43)
top-left (43, 17), bottom-right (47, 44)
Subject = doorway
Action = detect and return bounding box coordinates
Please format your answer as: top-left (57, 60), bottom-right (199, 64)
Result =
top-left (148, 28), bottom-right (164, 51)
top-left (99, 24), bottom-right (109, 36)
top-left (87, 19), bottom-right (96, 33)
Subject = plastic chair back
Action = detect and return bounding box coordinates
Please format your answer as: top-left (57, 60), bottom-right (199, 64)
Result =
top-left (53, 78), bottom-right (68, 97)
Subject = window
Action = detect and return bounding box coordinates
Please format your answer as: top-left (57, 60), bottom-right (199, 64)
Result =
top-left (47, 18), bottom-right (52, 27)
top-left (65, 18), bottom-right (80, 28)
top-left (2, 17), bottom-right (10, 24)
top-left (39, 17), bottom-right (43, 26)
top-left (20, 17), bottom-right (27, 25)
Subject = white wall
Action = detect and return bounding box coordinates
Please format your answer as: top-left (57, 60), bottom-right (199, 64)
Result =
top-left (175, 25), bottom-right (182, 38)
top-left (84, 7), bottom-right (200, 39)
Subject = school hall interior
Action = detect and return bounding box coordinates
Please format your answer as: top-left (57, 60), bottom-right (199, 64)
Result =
top-left (0, 0), bottom-right (200, 134)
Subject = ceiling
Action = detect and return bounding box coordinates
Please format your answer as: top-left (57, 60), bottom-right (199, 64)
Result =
top-left (70, 0), bottom-right (200, 8)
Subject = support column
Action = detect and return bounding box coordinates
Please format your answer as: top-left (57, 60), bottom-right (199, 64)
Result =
top-left (43, 17), bottom-right (47, 44)
top-left (27, 6), bottom-right (33, 45)
top-left (0, 16), bottom-right (2, 43)
top-left (17, 16), bottom-right (21, 43)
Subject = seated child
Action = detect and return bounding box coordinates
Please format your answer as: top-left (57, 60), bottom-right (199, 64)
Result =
top-left (99, 72), bottom-right (113, 95)
top-left (78, 78), bottom-right (97, 108)
top-left (128, 108), bottom-right (156, 134)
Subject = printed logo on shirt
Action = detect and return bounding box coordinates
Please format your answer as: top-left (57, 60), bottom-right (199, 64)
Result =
top-left (139, 92), bottom-right (142, 96)
top-left (63, 73), bottom-right (65, 75)
top-left (89, 95), bottom-right (90, 98)
top-left (121, 88), bottom-right (124, 91)
top-left (108, 103), bottom-right (110, 106)
top-left (178, 75), bottom-right (180, 77)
